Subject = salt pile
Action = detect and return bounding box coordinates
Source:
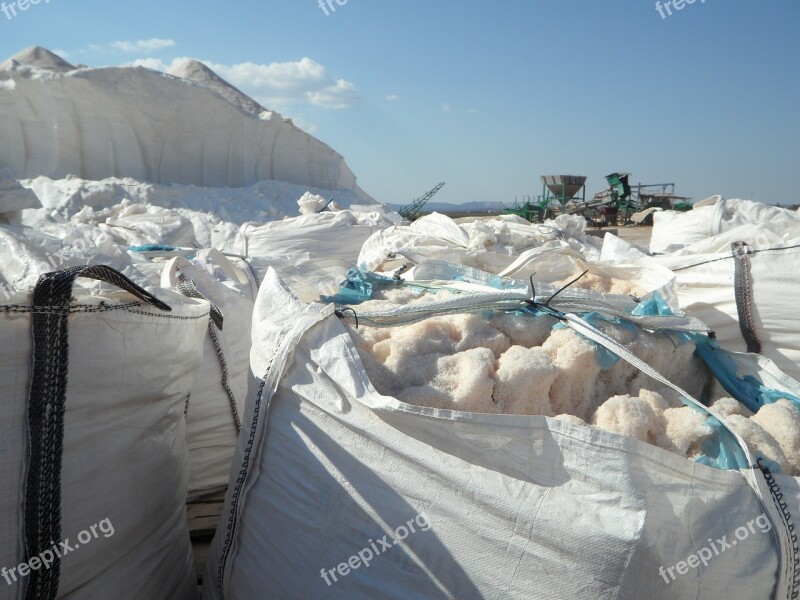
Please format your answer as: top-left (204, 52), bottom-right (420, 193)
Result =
top-left (16, 174), bottom-right (386, 252)
top-left (0, 46), bottom-right (384, 258)
top-left (0, 47), bottom-right (368, 193)
top-left (346, 287), bottom-right (800, 474)
top-left (550, 270), bottom-right (646, 298)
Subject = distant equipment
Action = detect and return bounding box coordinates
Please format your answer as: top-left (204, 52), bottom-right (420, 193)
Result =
top-left (606, 173), bottom-right (631, 204)
top-left (504, 175), bottom-right (587, 222)
top-left (399, 182), bottom-right (445, 221)
top-left (506, 172), bottom-right (691, 225)
top-left (584, 175), bottom-right (691, 226)
top-left (635, 182), bottom-right (692, 212)
top-left (542, 175), bottom-right (588, 208)
top-left (600, 172), bottom-right (632, 224)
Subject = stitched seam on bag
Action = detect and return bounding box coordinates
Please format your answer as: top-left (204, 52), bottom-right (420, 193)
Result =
top-left (215, 347), bottom-right (278, 599)
top-left (122, 307), bottom-right (209, 321)
top-left (672, 243), bottom-right (800, 272)
top-left (759, 459), bottom-right (800, 598)
top-left (26, 279), bottom-right (71, 597)
top-left (2, 301), bottom-right (142, 314)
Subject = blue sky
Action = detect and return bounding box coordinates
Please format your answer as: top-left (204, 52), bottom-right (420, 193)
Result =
top-left (2, 0), bottom-right (799, 205)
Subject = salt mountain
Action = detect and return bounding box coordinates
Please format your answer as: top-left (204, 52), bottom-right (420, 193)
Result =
top-left (0, 46), bottom-right (372, 200)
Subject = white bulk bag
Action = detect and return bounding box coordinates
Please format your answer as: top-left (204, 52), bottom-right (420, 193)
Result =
top-left (160, 251), bottom-right (254, 499)
top-left (237, 209), bottom-right (391, 264)
top-left (652, 243), bottom-right (800, 383)
top-left (203, 269), bottom-right (800, 600)
top-left (0, 265), bottom-right (207, 600)
top-left (356, 215), bottom-right (674, 306)
top-left (650, 204), bottom-right (722, 254)
top-left (650, 199), bottom-right (800, 255)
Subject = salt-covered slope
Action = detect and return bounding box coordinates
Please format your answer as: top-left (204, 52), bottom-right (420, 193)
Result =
top-left (0, 47), bottom-right (370, 196)
top-left (0, 46), bottom-right (76, 72)
top-left (168, 59), bottom-right (266, 116)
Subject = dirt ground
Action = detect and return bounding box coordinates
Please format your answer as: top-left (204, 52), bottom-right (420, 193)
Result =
top-left (588, 225), bottom-right (652, 253)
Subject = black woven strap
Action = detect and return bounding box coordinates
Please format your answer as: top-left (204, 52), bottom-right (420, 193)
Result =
top-left (731, 242), bottom-right (762, 354)
top-left (208, 324), bottom-right (242, 434)
top-left (175, 279), bottom-right (224, 329)
top-left (174, 278), bottom-right (241, 433)
top-left (25, 265), bottom-right (171, 600)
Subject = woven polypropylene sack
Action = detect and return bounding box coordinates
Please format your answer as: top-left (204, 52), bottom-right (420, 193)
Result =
top-left (202, 269), bottom-right (800, 600)
top-left (0, 266), bottom-right (207, 600)
top-left (160, 252), bottom-right (255, 500)
top-left (238, 210), bottom-right (391, 264)
top-left (654, 243), bottom-right (800, 383)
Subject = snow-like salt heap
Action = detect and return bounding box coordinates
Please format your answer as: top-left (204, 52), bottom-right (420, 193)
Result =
top-left (346, 287), bottom-right (800, 474)
top-left (15, 175), bottom-right (381, 251)
top-left (0, 47), bottom-right (370, 196)
top-left (0, 47), bottom-right (385, 259)
top-left (348, 288), bottom-right (708, 421)
top-left (551, 271), bottom-right (646, 298)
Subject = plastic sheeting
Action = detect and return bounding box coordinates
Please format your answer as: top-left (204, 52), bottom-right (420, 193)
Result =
top-left (358, 212), bottom-right (602, 274)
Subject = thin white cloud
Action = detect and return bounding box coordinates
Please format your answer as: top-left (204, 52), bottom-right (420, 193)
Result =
top-left (307, 79), bottom-right (358, 109)
top-left (112, 39), bottom-right (176, 53)
top-left (442, 103), bottom-right (452, 112)
top-left (129, 57), bottom-right (176, 71)
top-left (386, 94), bottom-right (400, 101)
top-left (280, 113), bottom-right (319, 134)
top-left (203, 57), bottom-right (359, 110)
top-left (124, 55), bottom-right (357, 113)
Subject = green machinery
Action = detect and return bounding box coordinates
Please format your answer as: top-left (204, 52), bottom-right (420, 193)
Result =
top-left (583, 176), bottom-right (691, 225)
top-left (504, 175), bottom-right (587, 222)
top-left (504, 173), bottom-right (692, 225)
top-left (399, 182), bottom-right (445, 221)
top-left (576, 172), bottom-right (641, 225)
top-left (602, 172), bottom-right (633, 223)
